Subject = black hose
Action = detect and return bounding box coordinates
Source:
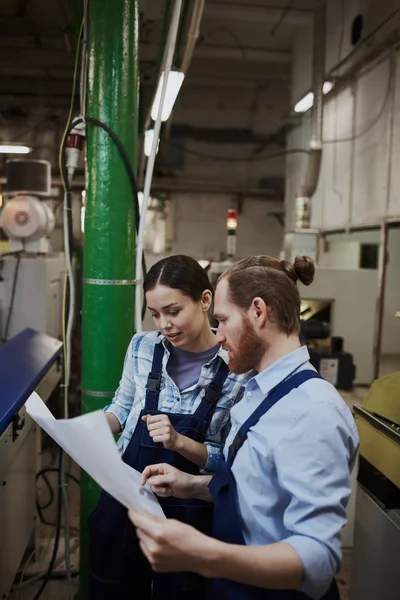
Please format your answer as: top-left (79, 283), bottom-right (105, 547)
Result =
top-left (2, 253), bottom-right (22, 344)
top-left (31, 450), bottom-right (64, 600)
top-left (36, 468), bottom-right (80, 526)
top-left (61, 116), bottom-right (148, 320)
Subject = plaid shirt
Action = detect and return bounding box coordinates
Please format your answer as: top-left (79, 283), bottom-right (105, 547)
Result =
top-left (105, 331), bottom-right (251, 472)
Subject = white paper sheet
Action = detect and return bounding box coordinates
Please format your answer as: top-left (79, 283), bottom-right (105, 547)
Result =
top-left (26, 392), bottom-right (165, 518)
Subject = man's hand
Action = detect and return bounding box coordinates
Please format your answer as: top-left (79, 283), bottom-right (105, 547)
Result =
top-left (141, 463), bottom-right (195, 499)
top-left (129, 511), bottom-right (219, 575)
top-left (142, 414), bottom-right (182, 451)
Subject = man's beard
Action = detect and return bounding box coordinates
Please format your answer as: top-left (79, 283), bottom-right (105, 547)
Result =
top-left (228, 317), bottom-right (265, 374)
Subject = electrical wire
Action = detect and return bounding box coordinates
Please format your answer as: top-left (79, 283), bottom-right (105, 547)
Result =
top-left (61, 116), bottom-right (148, 319)
top-left (30, 450), bottom-right (63, 600)
top-left (79, 0), bottom-right (88, 118)
top-left (19, 549), bottom-right (36, 588)
top-left (163, 141), bottom-right (310, 162)
top-left (323, 52), bottom-right (395, 144)
top-left (270, 0), bottom-right (296, 37)
top-left (56, 2), bottom-right (88, 597)
top-left (13, 540), bottom-right (80, 592)
top-left (36, 469), bottom-right (80, 527)
top-left (199, 26), bottom-right (247, 61)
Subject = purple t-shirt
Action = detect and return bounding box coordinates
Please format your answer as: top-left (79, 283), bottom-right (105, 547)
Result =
top-left (167, 343), bottom-right (220, 391)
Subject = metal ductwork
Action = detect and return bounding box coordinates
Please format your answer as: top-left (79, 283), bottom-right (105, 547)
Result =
top-left (295, 3), bottom-right (326, 229)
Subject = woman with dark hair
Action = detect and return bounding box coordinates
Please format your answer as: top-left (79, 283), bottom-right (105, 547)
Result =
top-left (88, 255), bottom-right (250, 600)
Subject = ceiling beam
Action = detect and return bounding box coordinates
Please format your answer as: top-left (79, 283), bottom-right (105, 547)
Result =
top-left (0, 77), bottom-right (75, 95)
top-left (0, 16), bottom-right (65, 37)
top-left (0, 48), bottom-right (74, 70)
top-left (204, 2), bottom-right (313, 27)
top-left (170, 124), bottom-right (286, 145)
top-left (0, 95), bottom-right (72, 109)
top-left (189, 58), bottom-right (291, 81)
top-left (195, 45), bottom-right (291, 63)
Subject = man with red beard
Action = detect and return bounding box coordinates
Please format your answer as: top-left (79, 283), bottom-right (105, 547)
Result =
top-left (129, 255), bottom-right (359, 600)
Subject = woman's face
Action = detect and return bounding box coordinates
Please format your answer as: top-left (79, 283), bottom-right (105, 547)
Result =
top-left (146, 285), bottom-right (211, 351)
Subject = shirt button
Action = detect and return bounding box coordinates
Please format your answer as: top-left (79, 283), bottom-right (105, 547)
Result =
top-left (246, 391), bottom-right (252, 397)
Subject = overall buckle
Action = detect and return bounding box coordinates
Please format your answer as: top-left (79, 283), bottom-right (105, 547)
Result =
top-left (146, 374), bottom-right (161, 393)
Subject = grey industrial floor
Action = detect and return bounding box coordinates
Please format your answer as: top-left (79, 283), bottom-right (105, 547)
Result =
top-left (7, 354), bottom-right (400, 600)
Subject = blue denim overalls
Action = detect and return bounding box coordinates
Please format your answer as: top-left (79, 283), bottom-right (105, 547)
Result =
top-left (208, 370), bottom-right (340, 600)
top-left (88, 341), bottom-right (229, 599)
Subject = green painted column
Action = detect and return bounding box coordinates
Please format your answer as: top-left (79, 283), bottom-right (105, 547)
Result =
top-left (80, 0), bottom-right (139, 596)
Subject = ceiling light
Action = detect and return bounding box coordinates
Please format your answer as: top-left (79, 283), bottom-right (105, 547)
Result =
top-left (151, 71), bottom-right (184, 122)
top-left (294, 81), bottom-right (334, 113)
top-left (0, 144), bottom-right (32, 154)
top-left (144, 129), bottom-right (160, 158)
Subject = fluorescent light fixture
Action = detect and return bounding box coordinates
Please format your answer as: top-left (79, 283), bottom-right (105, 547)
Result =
top-left (151, 71), bottom-right (185, 122)
top-left (0, 144), bottom-right (32, 154)
top-left (323, 81), bottom-right (334, 94)
top-left (294, 81), bottom-right (334, 113)
top-left (198, 260), bottom-right (211, 270)
top-left (144, 129), bottom-right (160, 157)
top-left (138, 191), bottom-right (144, 213)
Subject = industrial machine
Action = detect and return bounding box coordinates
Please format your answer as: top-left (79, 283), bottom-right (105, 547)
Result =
top-left (0, 328), bottom-right (62, 599)
top-left (284, 229), bottom-right (377, 385)
top-left (300, 319), bottom-right (356, 390)
top-left (0, 159), bottom-right (65, 342)
top-left (351, 373), bottom-right (400, 600)
top-left (1, 159), bottom-right (54, 254)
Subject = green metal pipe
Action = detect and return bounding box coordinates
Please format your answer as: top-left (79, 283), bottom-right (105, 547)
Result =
top-left (79, 0), bottom-right (139, 596)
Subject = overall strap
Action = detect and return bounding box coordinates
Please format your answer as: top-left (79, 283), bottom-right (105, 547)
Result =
top-left (227, 370), bottom-right (322, 466)
top-left (145, 341), bottom-right (165, 411)
top-left (204, 358), bottom-right (230, 407)
top-left (194, 357), bottom-right (230, 421)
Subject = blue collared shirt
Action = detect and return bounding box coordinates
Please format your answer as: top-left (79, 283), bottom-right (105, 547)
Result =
top-left (224, 346), bottom-right (359, 599)
top-left (106, 331), bottom-right (250, 472)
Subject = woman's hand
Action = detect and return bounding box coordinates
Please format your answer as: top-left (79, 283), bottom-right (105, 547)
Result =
top-left (142, 414), bottom-right (183, 451)
top-left (141, 463), bottom-right (195, 499)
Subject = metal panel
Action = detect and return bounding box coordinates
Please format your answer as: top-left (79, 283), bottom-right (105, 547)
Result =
top-left (355, 413), bottom-right (400, 488)
top-left (350, 487), bottom-right (400, 600)
top-left (0, 411), bottom-right (36, 599)
top-left (319, 88), bottom-right (354, 229)
top-left (351, 59), bottom-right (392, 225)
top-left (300, 267), bottom-right (377, 384)
top-left (0, 359), bottom-right (61, 598)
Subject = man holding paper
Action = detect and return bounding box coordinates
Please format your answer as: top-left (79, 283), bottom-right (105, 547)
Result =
top-left (130, 255), bottom-right (359, 600)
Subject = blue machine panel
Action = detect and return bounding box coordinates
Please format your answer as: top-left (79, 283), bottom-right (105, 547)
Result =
top-left (0, 328), bottom-right (62, 436)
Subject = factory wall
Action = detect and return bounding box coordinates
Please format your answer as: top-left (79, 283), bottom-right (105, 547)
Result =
top-left (286, 0), bottom-right (400, 364)
top-left (324, 228), bottom-right (400, 356)
top-left (169, 194), bottom-right (283, 262)
top-left (141, 194), bottom-right (284, 331)
top-left (286, 1), bottom-right (400, 231)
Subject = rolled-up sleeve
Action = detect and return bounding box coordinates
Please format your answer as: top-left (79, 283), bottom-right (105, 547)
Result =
top-left (273, 401), bottom-right (357, 599)
top-left (203, 442), bottom-right (223, 473)
top-left (105, 342), bottom-right (136, 430)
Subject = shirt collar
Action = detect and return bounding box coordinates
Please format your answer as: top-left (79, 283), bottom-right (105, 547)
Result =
top-left (158, 332), bottom-right (226, 365)
top-left (248, 346), bottom-right (310, 396)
